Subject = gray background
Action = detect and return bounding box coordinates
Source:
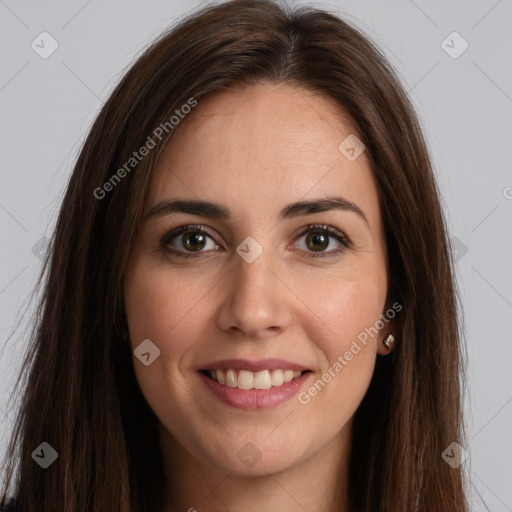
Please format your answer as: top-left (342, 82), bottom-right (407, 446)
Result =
top-left (1, 0), bottom-right (511, 509)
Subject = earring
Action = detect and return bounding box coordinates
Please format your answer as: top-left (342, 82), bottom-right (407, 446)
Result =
top-left (383, 334), bottom-right (395, 351)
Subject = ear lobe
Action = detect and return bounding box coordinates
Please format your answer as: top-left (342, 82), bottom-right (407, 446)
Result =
top-left (375, 297), bottom-right (404, 355)
top-left (377, 315), bottom-right (401, 356)
top-left (377, 334), bottom-right (396, 356)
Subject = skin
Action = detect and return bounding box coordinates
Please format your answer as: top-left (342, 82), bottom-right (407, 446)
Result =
top-left (124, 83), bottom-right (397, 512)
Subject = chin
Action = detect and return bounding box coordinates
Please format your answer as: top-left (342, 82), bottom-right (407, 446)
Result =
top-left (195, 429), bottom-right (308, 477)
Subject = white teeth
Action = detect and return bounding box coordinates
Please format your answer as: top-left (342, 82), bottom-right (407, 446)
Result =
top-left (283, 370), bottom-right (295, 383)
top-left (254, 370), bottom-right (272, 390)
top-left (226, 369), bottom-right (237, 388)
top-left (238, 370), bottom-right (254, 390)
top-left (207, 368), bottom-right (304, 390)
top-left (270, 369), bottom-right (284, 386)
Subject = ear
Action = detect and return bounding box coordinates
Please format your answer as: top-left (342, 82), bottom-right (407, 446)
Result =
top-left (376, 303), bottom-right (403, 356)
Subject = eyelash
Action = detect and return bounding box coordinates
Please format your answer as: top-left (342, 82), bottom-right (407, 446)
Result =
top-left (159, 223), bottom-right (351, 260)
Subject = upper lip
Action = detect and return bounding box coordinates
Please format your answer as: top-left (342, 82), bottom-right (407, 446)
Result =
top-left (199, 358), bottom-right (311, 372)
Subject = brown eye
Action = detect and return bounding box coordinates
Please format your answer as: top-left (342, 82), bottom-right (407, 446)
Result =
top-left (305, 231), bottom-right (329, 252)
top-left (160, 225), bottom-right (219, 259)
top-left (181, 231), bottom-right (208, 252)
top-left (294, 224), bottom-right (351, 259)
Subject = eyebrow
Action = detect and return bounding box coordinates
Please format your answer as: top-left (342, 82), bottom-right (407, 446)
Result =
top-left (143, 195), bottom-right (370, 227)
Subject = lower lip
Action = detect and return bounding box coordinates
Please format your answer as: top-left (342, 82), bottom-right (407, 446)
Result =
top-left (197, 371), bottom-right (312, 409)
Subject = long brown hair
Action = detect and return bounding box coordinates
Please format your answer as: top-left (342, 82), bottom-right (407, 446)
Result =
top-left (1, 0), bottom-right (468, 510)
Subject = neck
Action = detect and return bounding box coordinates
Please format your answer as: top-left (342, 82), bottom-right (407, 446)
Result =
top-left (159, 421), bottom-right (352, 512)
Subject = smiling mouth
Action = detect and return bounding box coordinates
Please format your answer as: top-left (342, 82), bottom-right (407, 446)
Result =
top-left (200, 368), bottom-right (311, 390)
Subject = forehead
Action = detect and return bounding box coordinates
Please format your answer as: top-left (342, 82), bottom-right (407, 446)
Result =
top-left (147, 83), bottom-right (379, 224)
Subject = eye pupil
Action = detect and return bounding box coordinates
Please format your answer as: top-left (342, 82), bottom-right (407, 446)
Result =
top-left (163, 224), bottom-right (346, 260)
top-left (306, 232), bottom-right (328, 252)
top-left (183, 231), bottom-right (206, 251)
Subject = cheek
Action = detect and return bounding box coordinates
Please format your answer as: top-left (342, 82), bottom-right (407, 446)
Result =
top-left (294, 268), bottom-right (388, 357)
top-left (291, 271), bottom-right (386, 413)
top-left (123, 264), bottom-right (209, 416)
top-left (124, 263), bottom-right (207, 352)
top-left (123, 267), bottom-right (214, 429)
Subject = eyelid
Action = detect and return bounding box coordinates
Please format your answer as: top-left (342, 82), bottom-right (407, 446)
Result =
top-left (160, 223), bottom-right (218, 246)
top-left (292, 224), bottom-right (351, 246)
top-left (159, 223), bottom-right (351, 259)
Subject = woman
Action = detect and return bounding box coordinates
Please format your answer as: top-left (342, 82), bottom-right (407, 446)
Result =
top-left (0, 0), bottom-right (468, 510)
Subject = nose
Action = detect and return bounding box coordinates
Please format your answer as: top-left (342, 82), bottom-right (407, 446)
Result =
top-left (215, 243), bottom-right (293, 339)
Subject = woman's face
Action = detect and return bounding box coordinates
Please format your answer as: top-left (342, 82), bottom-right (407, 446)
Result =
top-left (124, 83), bottom-right (391, 476)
